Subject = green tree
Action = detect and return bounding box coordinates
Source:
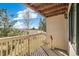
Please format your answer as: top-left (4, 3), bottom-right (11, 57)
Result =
top-left (32, 27), bottom-right (36, 30)
top-left (0, 8), bottom-right (17, 37)
top-left (39, 18), bottom-right (46, 32)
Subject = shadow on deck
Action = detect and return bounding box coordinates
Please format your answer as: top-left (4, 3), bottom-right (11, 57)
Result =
top-left (30, 45), bottom-right (68, 56)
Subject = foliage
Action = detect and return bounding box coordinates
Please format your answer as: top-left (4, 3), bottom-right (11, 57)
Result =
top-left (32, 27), bottom-right (36, 30)
top-left (39, 18), bottom-right (46, 32)
top-left (0, 28), bottom-right (23, 37)
top-left (0, 8), bottom-right (23, 37)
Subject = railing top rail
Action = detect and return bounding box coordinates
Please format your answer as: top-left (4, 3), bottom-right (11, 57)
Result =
top-left (0, 32), bottom-right (46, 40)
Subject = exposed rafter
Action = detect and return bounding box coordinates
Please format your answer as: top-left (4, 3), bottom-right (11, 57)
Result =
top-left (46, 10), bottom-right (66, 17)
top-left (43, 6), bottom-right (68, 14)
top-left (37, 4), bottom-right (57, 10)
top-left (25, 3), bottom-right (46, 17)
top-left (25, 3), bottom-right (69, 17)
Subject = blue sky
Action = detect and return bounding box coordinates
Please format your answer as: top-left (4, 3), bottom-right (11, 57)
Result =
top-left (0, 3), bottom-right (43, 29)
top-left (0, 3), bottom-right (26, 17)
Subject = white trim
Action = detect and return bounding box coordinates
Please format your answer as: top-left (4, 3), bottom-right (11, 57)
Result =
top-left (69, 42), bottom-right (76, 56)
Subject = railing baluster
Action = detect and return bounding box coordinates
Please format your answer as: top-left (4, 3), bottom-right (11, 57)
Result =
top-left (28, 37), bottom-right (30, 56)
top-left (37, 35), bottom-right (39, 48)
top-left (23, 38), bottom-right (25, 56)
top-left (17, 39), bottom-right (19, 56)
top-left (22, 38), bottom-right (25, 56)
top-left (23, 37), bottom-right (25, 56)
top-left (22, 39), bottom-right (23, 56)
top-left (23, 38), bottom-right (26, 56)
top-left (19, 39), bottom-right (22, 56)
top-left (13, 40), bottom-right (15, 56)
top-left (25, 39), bottom-right (27, 55)
top-left (18, 39), bottom-right (20, 56)
top-left (6, 40), bottom-right (8, 56)
top-left (21, 39), bottom-right (23, 56)
top-left (2, 41), bottom-right (6, 56)
top-left (20, 39), bottom-right (22, 56)
top-left (1, 40), bottom-right (3, 56)
top-left (26, 39), bottom-right (28, 55)
top-left (10, 40), bottom-right (12, 56)
top-left (15, 40), bottom-right (17, 56)
top-left (7, 41), bottom-right (9, 55)
top-left (0, 41), bottom-right (1, 56)
top-left (15, 40), bottom-right (17, 55)
top-left (14, 40), bottom-right (17, 56)
top-left (22, 39), bottom-right (24, 56)
top-left (35, 36), bottom-right (38, 49)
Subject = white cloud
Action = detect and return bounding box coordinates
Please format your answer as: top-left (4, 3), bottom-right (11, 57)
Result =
top-left (30, 12), bottom-right (38, 18)
top-left (13, 21), bottom-right (27, 29)
top-left (13, 8), bottom-right (38, 29)
top-left (13, 9), bottom-right (28, 20)
top-left (14, 8), bottom-right (38, 21)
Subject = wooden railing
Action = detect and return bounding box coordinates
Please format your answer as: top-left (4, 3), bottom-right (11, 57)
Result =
top-left (0, 33), bottom-right (46, 56)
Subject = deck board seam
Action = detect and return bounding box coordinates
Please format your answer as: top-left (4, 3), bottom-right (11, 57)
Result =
top-left (40, 46), bottom-right (49, 56)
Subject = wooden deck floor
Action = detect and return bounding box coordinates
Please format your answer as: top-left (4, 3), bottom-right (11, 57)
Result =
top-left (30, 46), bottom-right (68, 56)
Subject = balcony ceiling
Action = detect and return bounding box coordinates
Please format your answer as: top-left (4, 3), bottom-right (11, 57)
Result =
top-left (25, 3), bottom-right (69, 17)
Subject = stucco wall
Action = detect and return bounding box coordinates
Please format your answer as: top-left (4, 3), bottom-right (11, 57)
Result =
top-left (46, 14), bottom-right (69, 52)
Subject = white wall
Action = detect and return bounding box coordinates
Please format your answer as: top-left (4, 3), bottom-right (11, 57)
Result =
top-left (46, 14), bottom-right (69, 52)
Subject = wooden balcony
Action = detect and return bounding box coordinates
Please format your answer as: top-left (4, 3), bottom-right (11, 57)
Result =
top-left (0, 33), bottom-right (68, 56)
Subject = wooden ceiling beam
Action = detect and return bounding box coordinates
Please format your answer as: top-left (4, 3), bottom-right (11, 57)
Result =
top-left (43, 6), bottom-right (68, 14)
top-left (46, 10), bottom-right (66, 17)
top-left (46, 11), bottom-right (65, 17)
top-left (25, 3), bottom-right (46, 17)
top-left (40, 3), bottom-right (66, 12)
top-left (33, 4), bottom-right (48, 8)
top-left (34, 4), bottom-right (54, 9)
top-left (25, 3), bottom-right (69, 17)
top-left (30, 3), bottom-right (43, 8)
top-left (37, 4), bottom-right (57, 10)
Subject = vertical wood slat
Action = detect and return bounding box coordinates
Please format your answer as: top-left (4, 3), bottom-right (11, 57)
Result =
top-left (0, 41), bottom-right (1, 55)
top-left (23, 39), bottom-right (25, 56)
top-left (29, 37), bottom-right (31, 55)
top-left (18, 39), bottom-right (20, 55)
top-left (23, 38), bottom-right (25, 56)
top-left (15, 40), bottom-right (17, 56)
top-left (6, 40), bottom-right (8, 56)
top-left (28, 37), bottom-right (30, 56)
top-left (17, 39), bottom-right (19, 56)
top-left (14, 40), bottom-right (16, 56)
top-left (8, 41), bottom-right (9, 55)
top-left (26, 39), bottom-right (28, 55)
top-left (14, 40), bottom-right (17, 56)
top-left (18, 39), bottom-right (22, 56)
top-left (13, 40), bottom-right (16, 56)
top-left (21, 39), bottom-right (23, 56)
top-left (1, 40), bottom-right (3, 56)
top-left (23, 38), bottom-right (25, 55)
top-left (10, 40), bottom-right (13, 56)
